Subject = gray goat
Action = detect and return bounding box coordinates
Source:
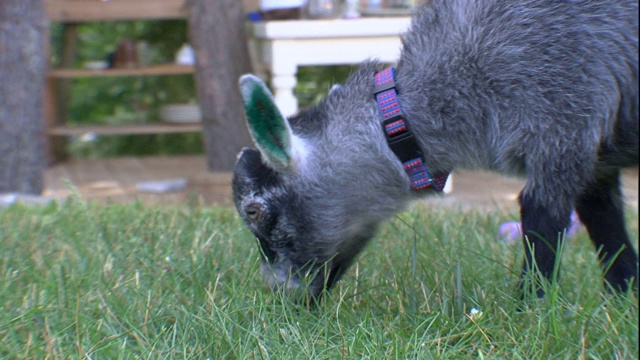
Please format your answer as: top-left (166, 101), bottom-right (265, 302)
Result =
top-left (233, 0), bottom-right (638, 299)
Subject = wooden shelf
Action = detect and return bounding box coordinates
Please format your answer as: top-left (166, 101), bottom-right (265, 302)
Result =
top-left (45, 0), bottom-right (188, 22)
top-left (48, 123), bottom-right (202, 136)
top-left (48, 64), bottom-right (195, 78)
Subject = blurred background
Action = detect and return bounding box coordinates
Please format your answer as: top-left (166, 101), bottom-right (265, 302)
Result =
top-left (47, 0), bottom-right (421, 159)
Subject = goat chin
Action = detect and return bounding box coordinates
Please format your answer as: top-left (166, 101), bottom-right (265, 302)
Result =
top-left (260, 262), bottom-right (323, 299)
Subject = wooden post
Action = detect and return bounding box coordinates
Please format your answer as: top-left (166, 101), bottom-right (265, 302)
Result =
top-left (0, 0), bottom-right (48, 194)
top-left (47, 23), bottom-right (78, 163)
top-left (188, 0), bottom-right (253, 171)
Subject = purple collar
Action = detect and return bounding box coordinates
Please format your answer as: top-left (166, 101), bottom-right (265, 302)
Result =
top-left (374, 67), bottom-right (448, 192)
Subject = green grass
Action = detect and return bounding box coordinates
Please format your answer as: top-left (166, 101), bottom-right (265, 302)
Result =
top-left (0, 200), bottom-right (637, 359)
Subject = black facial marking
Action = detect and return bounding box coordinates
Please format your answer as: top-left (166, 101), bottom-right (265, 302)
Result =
top-left (232, 148), bottom-right (281, 196)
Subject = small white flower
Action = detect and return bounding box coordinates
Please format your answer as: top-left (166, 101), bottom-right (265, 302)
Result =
top-left (469, 307), bottom-right (483, 321)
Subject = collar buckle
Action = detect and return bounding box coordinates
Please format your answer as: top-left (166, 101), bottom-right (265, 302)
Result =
top-left (382, 115), bottom-right (423, 164)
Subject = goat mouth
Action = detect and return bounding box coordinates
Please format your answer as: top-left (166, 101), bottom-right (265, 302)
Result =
top-left (260, 261), bottom-right (347, 299)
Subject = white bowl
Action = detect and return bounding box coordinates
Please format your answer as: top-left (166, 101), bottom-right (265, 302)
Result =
top-left (84, 61), bottom-right (109, 70)
top-left (160, 104), bottom-right (201, 123)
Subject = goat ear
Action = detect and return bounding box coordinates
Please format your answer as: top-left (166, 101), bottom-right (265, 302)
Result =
top-left (239, 74), bottom-right (293, 171)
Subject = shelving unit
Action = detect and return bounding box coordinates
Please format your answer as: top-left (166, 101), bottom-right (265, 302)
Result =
top-left (44, 0), bottom-right (199, 162)
top-left (45, 64), bottom-right (199, 136)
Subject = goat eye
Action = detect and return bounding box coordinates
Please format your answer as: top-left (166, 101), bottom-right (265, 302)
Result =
top-left (245, 205), bottom-right (261, 221)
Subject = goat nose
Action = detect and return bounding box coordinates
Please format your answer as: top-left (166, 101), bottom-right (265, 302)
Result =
top-left (260, 263), bottom-right (301, 292)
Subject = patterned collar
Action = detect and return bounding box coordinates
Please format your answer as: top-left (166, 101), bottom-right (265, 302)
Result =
top-left (374, 67), bottom-right (448, 192)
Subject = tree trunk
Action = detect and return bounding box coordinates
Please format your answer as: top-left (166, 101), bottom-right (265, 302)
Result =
top-left (0, 0), bottom-right (48, 194)
top-left (188, 0), bottom-right (253, 171)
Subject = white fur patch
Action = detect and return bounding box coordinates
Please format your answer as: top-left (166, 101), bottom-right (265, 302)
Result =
top-left (290, 134), bottom-right (311, 170)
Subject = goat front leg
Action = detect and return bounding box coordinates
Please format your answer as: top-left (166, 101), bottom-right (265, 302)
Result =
top-left (518, 191), bottom-right (573, 298)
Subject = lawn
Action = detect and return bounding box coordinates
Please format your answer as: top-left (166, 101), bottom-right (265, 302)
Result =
top-left (0, 199), bottom-right (637, 359)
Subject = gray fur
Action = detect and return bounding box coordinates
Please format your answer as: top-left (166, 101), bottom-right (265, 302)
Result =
top-left (233, 0), bottom-right (638, 299)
